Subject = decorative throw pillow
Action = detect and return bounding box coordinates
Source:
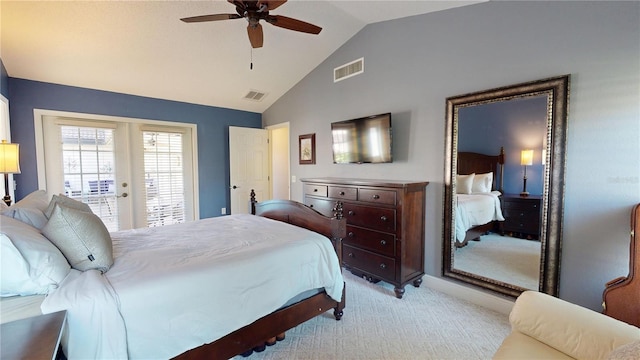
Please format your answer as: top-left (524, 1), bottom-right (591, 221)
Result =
top-left (41, 203), bottom-right (114, 273)
top-left (472, 172), bottom-right (494, 193)
top-left (0, 215), bottom-right (71, 296)
top-left (2, 190), bottom-right (50, 229)
top-left (456, 173), bottom-right (475, 194)
top-left (45, 193), bottom-right (92, 219)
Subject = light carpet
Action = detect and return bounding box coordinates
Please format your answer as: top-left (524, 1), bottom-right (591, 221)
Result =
top-left (454, 233), bottom-right (541, 290)
top-left (235, 270), bottom-right (511, 359)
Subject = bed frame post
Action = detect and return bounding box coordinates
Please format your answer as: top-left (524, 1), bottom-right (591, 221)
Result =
top-left (498, 146), bottom-right (505, 191)
top-left (332, 202), bottom-right (345, 266)
top-left (250, 189), bottom-right (257, 215)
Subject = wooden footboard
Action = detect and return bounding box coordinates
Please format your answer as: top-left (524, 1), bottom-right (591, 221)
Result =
top-left (457, 221), bottom-right (497, 248)
top-left (174, 192), bottom-right (346, 360)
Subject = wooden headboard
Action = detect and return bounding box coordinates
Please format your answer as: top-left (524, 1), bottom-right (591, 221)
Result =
top-left (457, 147), bottom-right (505, 191)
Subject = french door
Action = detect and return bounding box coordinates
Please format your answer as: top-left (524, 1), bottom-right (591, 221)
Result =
top-left (38, 112), bottom-right (197, 231)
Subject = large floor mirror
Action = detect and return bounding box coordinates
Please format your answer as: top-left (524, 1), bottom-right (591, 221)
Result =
top-left (443, 75), bottom-right (569, 297)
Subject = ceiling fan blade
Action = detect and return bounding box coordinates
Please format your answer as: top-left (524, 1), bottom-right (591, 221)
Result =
top-left (180, 14), bottom-right (242, 23)
top-left (247, 24), bottom-right (264, 48)
top-left (266, 15), bottom-right (322, 34)
top-left (228, 0), bottom-right (247, 11)
top-left (259, 0), bottom-right (287, 11)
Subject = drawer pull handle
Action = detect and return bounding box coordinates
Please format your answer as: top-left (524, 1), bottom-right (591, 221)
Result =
top-left (373, 194), bottom-right (380, 200)
top-left (348, 210), bottom-right (355, 216)
top-left (313, 188), bottom-right (318, 192)
top-left (380, 215), bottom-right (388, 222)
top-left (348, 253), bottom-right (354, 258)
top-left (379, 263), bottom-right (386, 269)
top-left (339, 191), bottom-right (345, 196)
top-left (380, 240), bottom-right (386, 246)
top-left (348, 232), bottom-right (354, 238)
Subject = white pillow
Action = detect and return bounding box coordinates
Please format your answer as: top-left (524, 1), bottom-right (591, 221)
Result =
top-left (0, 215), bottom-right (71, 296)
top-left (2, 190), bottom-right (50, 229)
top-left (456, 173), bottom-right (475, 194)
top-left (0, 234), bottom-right (32, 296)
top-left (472, 172), bottom-right (494, 193)
top-left (42, 203), bottom-right (114, 273)
top-left (45, 193), bottom-right (92, 219)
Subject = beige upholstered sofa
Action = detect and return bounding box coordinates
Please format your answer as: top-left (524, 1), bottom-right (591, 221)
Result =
top-left (494, 291), bottom-right (640, 360)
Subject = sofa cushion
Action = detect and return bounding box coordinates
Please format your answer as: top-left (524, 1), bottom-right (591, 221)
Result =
top-left (608, 340), bottom-right (640, 360)
top-left (508, 291), bottom-right (640, 360)
top-left (493, 331), bottom-right (574, 360)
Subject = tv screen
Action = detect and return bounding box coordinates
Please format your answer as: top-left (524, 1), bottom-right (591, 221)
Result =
top-left (331, 113), bottom-right (392, 164)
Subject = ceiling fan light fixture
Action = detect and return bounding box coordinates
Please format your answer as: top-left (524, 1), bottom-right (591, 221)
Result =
top-left (180, 0), bottom-right (322, 49)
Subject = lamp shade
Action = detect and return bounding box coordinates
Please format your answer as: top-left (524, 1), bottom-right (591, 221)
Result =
top-left (0, 140), bottom-right (21, 174)
top-left (520, 149), bottom-right (534, 166)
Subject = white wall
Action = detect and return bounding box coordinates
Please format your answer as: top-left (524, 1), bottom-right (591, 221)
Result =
top-left (263, 1), bottom-right (640, 310)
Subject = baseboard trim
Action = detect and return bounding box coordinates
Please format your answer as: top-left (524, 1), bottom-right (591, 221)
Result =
top-left (423, 275), bottom-right (515, 315)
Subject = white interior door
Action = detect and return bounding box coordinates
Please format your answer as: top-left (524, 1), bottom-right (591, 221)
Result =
top-left (229, 126), bottom-right (270, 214)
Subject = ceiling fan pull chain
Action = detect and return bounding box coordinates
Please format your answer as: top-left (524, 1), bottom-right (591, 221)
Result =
top-left (250, 47), bottom-right (253, 70)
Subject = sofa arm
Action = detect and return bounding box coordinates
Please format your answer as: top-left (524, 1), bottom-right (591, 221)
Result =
top-left (509, 291), bottom-right (640, 359)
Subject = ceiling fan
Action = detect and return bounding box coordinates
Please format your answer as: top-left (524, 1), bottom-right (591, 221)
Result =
top-left (180, 0), bottom-right (322, 49)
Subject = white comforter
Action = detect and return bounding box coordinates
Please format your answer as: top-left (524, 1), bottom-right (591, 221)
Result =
top-left (41, 214), bottom-right (344, 359)
top-left (455, 191), bottom-right (505, 242)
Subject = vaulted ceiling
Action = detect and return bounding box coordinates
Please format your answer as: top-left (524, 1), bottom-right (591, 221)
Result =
top-left (1, 1), bottom-right (482, 113)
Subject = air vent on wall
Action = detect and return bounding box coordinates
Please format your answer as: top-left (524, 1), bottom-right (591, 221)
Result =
top-left (243, 90), bottom-right (267, 102)
top-left (334, 57), bottom-right (364, 83)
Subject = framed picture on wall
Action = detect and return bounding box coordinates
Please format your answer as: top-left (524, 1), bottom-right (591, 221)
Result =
top-left (299, 133), bottom-right (316, 165)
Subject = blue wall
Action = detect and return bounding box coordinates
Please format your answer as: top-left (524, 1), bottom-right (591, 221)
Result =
top-left (7, 77), bottom-right (261, 219)
top-left (458, 95), bottom-right (547, 195)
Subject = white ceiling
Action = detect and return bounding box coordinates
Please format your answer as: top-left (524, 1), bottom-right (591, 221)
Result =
top-left (1, 1), bottom-right (482, 113)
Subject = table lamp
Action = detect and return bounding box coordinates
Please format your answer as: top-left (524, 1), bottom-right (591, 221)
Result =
top-left (520, 149), bottom-right (533, 197)
top-left (0, 140), bottom-right (21, 206)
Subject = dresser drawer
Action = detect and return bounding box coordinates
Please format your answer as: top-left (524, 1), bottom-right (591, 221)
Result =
top-left (304, 198), bottom-right (335, 218)
top-left (343, 244), bottom-right (396, 280)
top-left (504, 214), bottom-right (540, 234)
top-left (304, 184), bottom-right (328, 197)
top-left (503, 199), bottom-right (540, 213)
top-left (358, 188), bottom-right (396, 206)
top-left (343, 203), bottom-right (396, 233)
top-left (328, 186), bottom-right (357, 201)
top-left (345, 226), bottom-right (395, 257)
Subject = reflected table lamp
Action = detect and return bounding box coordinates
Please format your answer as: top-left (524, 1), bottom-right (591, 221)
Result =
top-left (520, 149), bottom-right (533, 197)
top-left (0, 140), bottom-right (21, 206)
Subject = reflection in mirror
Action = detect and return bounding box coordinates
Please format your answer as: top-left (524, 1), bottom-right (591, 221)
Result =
top-left (443, 75), bottom-right (569, 298)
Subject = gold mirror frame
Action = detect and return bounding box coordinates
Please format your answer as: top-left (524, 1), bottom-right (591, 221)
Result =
top-left (443, 75), bottom-right (569, 297)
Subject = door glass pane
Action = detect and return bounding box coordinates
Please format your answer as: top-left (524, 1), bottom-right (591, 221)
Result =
top-left (143, 131), bottom-right (185, 227)
top-left (61, 126), bottom-right (119, 231)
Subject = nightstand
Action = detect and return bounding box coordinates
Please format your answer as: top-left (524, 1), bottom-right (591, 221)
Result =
top-left (500, 194), bottom-right (542, 239)
top-left (1, 311), bottom-right (66, 360)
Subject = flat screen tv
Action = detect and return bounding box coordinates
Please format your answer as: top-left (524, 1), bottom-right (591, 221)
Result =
top-left (331, 113), bottom-right (392, 164)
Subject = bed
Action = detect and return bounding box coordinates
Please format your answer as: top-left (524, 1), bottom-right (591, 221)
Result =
top-left (0, 190), bottom-right (346, 359)
top-left (455, 147), bottom-right (506, 247)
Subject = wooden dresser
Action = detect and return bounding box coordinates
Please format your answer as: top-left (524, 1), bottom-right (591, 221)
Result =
top-left (500, 194), bottom-right (542, 239)
top-left (301, 178), bottom-right (428, 298)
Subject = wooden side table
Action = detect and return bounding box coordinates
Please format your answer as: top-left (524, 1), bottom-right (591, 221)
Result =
top-left (1, 311), bottom-right (66, 360)
top-left (500, 194), bottom-right (542, 239)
